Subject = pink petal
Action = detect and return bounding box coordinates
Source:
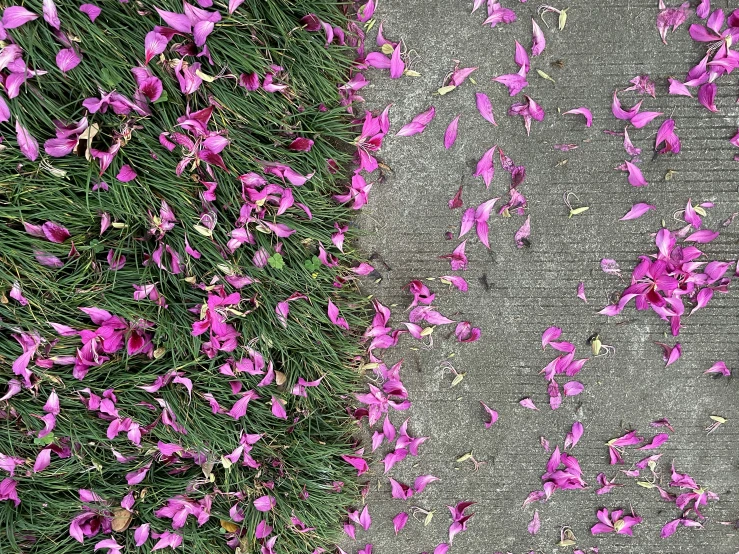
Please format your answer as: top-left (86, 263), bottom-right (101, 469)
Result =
top-left (542, 326), bottom-right (562, 349)
top-left (698, 82), bottom-right (717, 112)
top-left (531, 19), bottom-right (545, 56)
top-left (630, 111), bottom-right (663, 129)
top-left (444, 115), bottom-right (460, 149)
top-left (528, 510), bottom-right (541, 534)
top-left (563, 381), bottom-right (584, 396)
top-left (79, 4), bottom-right (101, 22)
top-left (413, 474), bottom-right (439, 494)
top-left (474, 145), bottom-right (496, 188)
top-left (519, 398), bottom-right (539, 410)
top-left (685, 229), bottom-right (719, 243)
top-left (393, 512), bottom-right (408, 535)
top-left (253, 495), bottom-right (276, 512)
top-left (564, 107), bottom-right (593, 127)
top-left (2, 6), bottom-right (39, 29)
top-left (514, 216), bottom-right (531, 248)
top-left (620, 203), bottom-right (655, 220)
top-left (396, 106), bottom-right (436, 137)
top-left (15, 121), bottom-right (39, 162)
top-left (116, 164), bottom-right (137, 182)
top-left (480, 401), bottom-right (498, 428)
top-left (577, 281), bottom-right (587, 302)
top-left (624, 161), bottom-right (648, 187)
top-left (704, 361), bottom-right (730, 376)
top-left (475, 92), bottom-right (497, 125)
top-left (43, 0), bottom-right (60, 29)
top-left (56, 48), bottom-right (81, 73)
top-left (389, 44), bottom-right (404, 79)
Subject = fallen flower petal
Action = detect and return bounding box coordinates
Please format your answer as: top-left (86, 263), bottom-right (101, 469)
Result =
top-left (704, 361), bottom-right (730, 376)
top-left (564, 107), bottom-right (593, 127)
top-left (480, 401), bottom-right (498, 428)
top-left (519, 398), bottom-right (539, 410)
top-left (444, 115), bottom-right (460, 149)
top-left (475, 92), bottom-right (497, 125)
top-left (396, 107), bottom-right (435, 137)
top-left (528, 510), bottom-right (540, 534)
top-left (620, 203), bottom-right (655, 220)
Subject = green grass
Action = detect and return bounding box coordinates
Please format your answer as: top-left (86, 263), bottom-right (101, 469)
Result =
top-left (0, 1), bottom-right (366, 552)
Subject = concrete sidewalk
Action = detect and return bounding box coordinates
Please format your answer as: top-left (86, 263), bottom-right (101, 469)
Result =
top-left (354, 1), bottom-right (739, 553)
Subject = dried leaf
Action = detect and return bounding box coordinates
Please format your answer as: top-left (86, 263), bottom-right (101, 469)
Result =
top-left (437, 85), bottom-right (457, 95)
top-left (536, 69), bottom-right (555, 83)
top-left (111, 508), bottom-right (132, 532)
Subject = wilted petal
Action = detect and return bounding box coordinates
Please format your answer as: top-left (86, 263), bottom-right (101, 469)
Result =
top-left (519, 398), bottom-right (538, 410)
top-left (528, 510), bottom-right (540, 534)
top-left (514, 216), bottom-right (531, 248)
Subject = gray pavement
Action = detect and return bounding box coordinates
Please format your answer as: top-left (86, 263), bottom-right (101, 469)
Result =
top-left (352, 1), bottom-right (739, 553)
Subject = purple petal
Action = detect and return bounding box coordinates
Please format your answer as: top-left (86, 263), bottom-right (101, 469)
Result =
top-left (519, 398), bottom-right (538, 410)
top-left (43, 0), bottom-right (60, 29)
top-left (620, 203), bottom-right (655, 221)
top-left (685, 229), bottom-right (719, 243)
top-left (563, 381), bottom-right (584, 396)
top-left (624, 161), bottom-right (648, 187)
top-left (531, 19), bottom-right (545, 56)
top-left (492, 73), bottom-right (528, 96)
top-left (577, 282), bottom-right (587, 303)
top-left (528, 510), bottom-right (541, 534)
top-left (474, 145), bottom-right (496, 188)
top-left (475, 92), bottom-right (497, 126)
top-left (393, 512), bottom-right (408, 535)
top-left (704, 361), bottom-right (730, 376)
top-left (630, 111), bottom-right (663, 129)
top-left (56, 48), bottom-right (81, 73)
top-left (698, 82), bottom-right (717, 112)
top-left (514, 216), bottom-right (531, 248)
top-left (79, 4), bottom-right (101, 22)
top-left (668, 78), bottom-right (692, 97)
top-left (2, 6), bottom-right (39, 29)
top-left (564, 107), bottom-right (592, 127)
top-left (15, 121), bottom-right (39, 161)
top-left (444, 115), bottom-right (460, 149)
top-left (116, 164), bottom-right (137, 182)
top-left (389, 44), bottom-right (404, 79)
top-left (253, 495), bottom-right (276, 512)
top-left (480, 401), bottom-right (498, 428)
top-left (396, 106), bottom-right (435, 137)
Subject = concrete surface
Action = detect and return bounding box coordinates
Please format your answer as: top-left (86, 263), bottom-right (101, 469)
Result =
top-left (353, 1), bottom-right (739, 553)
